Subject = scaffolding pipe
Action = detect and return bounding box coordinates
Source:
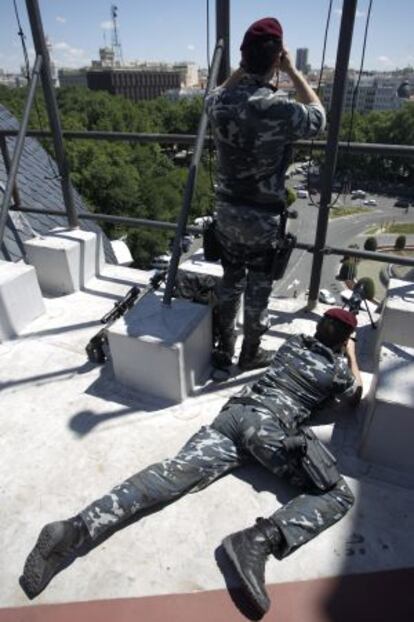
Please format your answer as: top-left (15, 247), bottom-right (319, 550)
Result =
top-left (162, 39), bottom-right (224, 305)
top-left (307, 0), bottom-right (358, 308)
top-left (0, 136), bottom-right (21, 209)
top-left (25, 0), bottom-right (79, 229)
top-left (216, 0), bottom-right (230, 84)
top-left (11, 205), bottom-right (414, 269)
top-left (0, 54), bottom-right (42, 246)
top-left (1, 128), bottom-right (414, 159)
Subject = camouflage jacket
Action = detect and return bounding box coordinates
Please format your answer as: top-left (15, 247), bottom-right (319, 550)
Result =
top-left (233, 334), bottom-right (356, 428)
top-left (206, 75), bottom-right (325, 206)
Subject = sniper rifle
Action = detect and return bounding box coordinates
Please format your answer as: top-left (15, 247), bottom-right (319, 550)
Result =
top-left (86, 270), bottom-right (167, 364)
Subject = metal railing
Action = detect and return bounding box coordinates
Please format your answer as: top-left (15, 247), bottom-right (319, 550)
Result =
top-left (1, 0), bottom-right (414, 304)
top-left (163, 37), bottom-right (224, 305)
top-left (0, 54), bottom-right (42, 243)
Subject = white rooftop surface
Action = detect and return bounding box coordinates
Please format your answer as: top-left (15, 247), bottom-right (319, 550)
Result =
top-left (1, 262), bottom-right (414, 609)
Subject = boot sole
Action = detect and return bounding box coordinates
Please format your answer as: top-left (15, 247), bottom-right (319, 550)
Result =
top-left (222, 535), bottom-right (270, 615)
top-left (20, 523), bottom-right (71, 600)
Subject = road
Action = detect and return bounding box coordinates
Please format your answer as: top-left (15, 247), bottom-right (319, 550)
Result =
top-left (273, 173), bottom-right (414, 302)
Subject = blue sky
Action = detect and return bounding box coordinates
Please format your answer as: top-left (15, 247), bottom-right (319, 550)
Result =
top-left (1, 0), bottom-right (413, 74)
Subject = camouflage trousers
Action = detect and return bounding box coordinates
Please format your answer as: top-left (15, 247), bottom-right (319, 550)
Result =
top-left (80, 405), bottom-right (354, 559)
top-left (215, 201), bottom-right (282, 344)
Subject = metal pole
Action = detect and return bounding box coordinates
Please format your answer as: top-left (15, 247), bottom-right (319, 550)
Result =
top-left (10, 205), bottom-right (414, 269)
top-left (0, 136), bottom-right (21, 209)
top-left (25, 0), bottom-right (79, 229)
top-left (163, 39), bottom-right (224, 306)
top-left (1, 129), bottom-right (414, 160)
top-left (0, 54), bottom-right (42, 245)
top-left (216, 0), bottom-right (230, 85)
top-left (307, 0), bottom-right (358, 308)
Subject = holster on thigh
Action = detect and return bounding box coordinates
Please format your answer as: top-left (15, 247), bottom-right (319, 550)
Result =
top-left (283, 427), bottom-right (340, 492)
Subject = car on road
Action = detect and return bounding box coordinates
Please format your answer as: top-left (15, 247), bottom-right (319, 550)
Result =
top-left (297, 189), bottom-right (309, 199)
top-left (363, 199), bottom-right (377, 206)
top-left (394, 199), bottom-right (409, 208)
top-left (150, 254), bottom-right (171, 270)
top-left (351, 189), bottom-right (366, 199)
top-left (318, 288), bottom-right (336, 304)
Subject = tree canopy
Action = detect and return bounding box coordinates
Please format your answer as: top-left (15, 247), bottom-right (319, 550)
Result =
top-left (1, 84), bottom-right (413, 266)
top-left (0, 85), bottom-right (212, 267)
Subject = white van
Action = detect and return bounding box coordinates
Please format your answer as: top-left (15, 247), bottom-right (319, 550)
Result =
top-left (297, 189), bottom-right (308, 199)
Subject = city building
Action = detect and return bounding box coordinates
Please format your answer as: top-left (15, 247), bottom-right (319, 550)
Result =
top-left (86, 48), bottom-right (198, 101)
top-left (0, 69), bottom-right (26, 88)
top-left (323, 72), bottom-right (414, 113)
top-left (296, 48), bottom-right (309, 74)
top-left (58, 68), bottom-right (88, 88)
top-left (87, 66), bottom-right (182, 101)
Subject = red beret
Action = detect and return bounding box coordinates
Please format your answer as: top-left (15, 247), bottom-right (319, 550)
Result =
top-left (240, 17), bottom-right (283, 51)
top-left (324, 308), bottom-right (358, 329)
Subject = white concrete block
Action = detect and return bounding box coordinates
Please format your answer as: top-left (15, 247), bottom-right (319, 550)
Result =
top-left (0, 260), bottom-right (45, 341)
top-left (24, 233), bottom-right (80, 295)
top-left (108, 290), bottom-right (212, 403)
top-left (378, 278), bottom-right (414, 348)
top-left (110, 239), bottom-right (133, 267)
top-left (49, 227), bottom-right (97, 287)
top-left (359, 342), bottom-right (414, 470)
top-left (95, 230), bottom-right (106, 275)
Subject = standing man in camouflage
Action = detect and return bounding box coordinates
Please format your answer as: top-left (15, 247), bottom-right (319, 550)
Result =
top-left (206, 17), bottom-right (326, 370)
top-left (21, 308), bottom-right (362, 614)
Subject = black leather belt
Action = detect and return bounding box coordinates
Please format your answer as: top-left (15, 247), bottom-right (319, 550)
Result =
top-left (216, 192), bottom-right (286, 215)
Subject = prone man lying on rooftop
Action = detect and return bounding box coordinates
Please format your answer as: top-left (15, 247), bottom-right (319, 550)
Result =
top-left (20, 307), bottom-right (363, 615)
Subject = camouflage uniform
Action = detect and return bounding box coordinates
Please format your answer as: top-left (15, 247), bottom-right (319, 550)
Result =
top-left (80, 334), bottom-right (356, 559)
top-left (205, 77), bottom-right (325, 342)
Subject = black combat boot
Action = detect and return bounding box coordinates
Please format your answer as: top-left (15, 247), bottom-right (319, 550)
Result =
top-left (20, 515), bottom-right (90, 599)
top-left (222, 518), bottom-right (282, 615)
top-left (212, 333), bottom-right (236, 369)
top-left (238, 339), bottom-right (273, 371)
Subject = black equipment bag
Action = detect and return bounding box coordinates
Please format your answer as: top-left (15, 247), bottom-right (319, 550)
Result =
top-left (203, 218), bottom-right (222, 262)
top-left (174, 270), bottom-right (220, 346)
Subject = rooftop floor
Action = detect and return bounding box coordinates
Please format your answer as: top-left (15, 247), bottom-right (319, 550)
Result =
top-left (1, 262), bottom-right (414, 621)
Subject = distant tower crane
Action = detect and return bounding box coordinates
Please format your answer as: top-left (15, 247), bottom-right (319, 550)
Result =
top-left (111, 4), bottom-right (123, 65)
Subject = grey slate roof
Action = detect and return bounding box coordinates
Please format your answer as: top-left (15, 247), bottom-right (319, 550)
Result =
top-left (0, 104), bottom-right (116, 264)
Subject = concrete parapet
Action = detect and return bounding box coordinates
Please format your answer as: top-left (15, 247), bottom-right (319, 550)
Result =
top-left (108, 290), bottom-right (212, 403)
top-left (0, 260), bottom-right (45, 341)
top-left (48, 228), bottom-right (97, 286)
top-left (23, 228), bottom-right (99, 295)
top-left (359, 342), bottom-right (414, 471)
top-left (377, 278), bottom-right (414, 349)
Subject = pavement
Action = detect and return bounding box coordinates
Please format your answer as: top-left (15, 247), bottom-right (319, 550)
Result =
top-left (1, 260), bottom-right (414, 621)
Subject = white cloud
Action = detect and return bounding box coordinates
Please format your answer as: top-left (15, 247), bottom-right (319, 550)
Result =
top-left (100, 20), bottom-right (112, 30)
top-left (54, 41), bottom-right (70, 50)
top-left (49, 41), bottom-right (91, 68)
top-left (56, 16), bottom-right (67, 24)
top-left (187, 44), bottom-right (195, 51)
top-left (378, 55), bottom-right (394, 67)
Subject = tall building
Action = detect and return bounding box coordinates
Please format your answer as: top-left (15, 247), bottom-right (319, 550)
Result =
top-left (296, 48), bottom-right (309, 74)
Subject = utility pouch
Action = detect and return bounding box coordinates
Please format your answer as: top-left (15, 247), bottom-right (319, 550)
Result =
top-left (300, 427), bottom-right (340, 491)
top-left (203, 218), bottom-right (222, 262)
top-left (271, 233), bottom-right (296, 281)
